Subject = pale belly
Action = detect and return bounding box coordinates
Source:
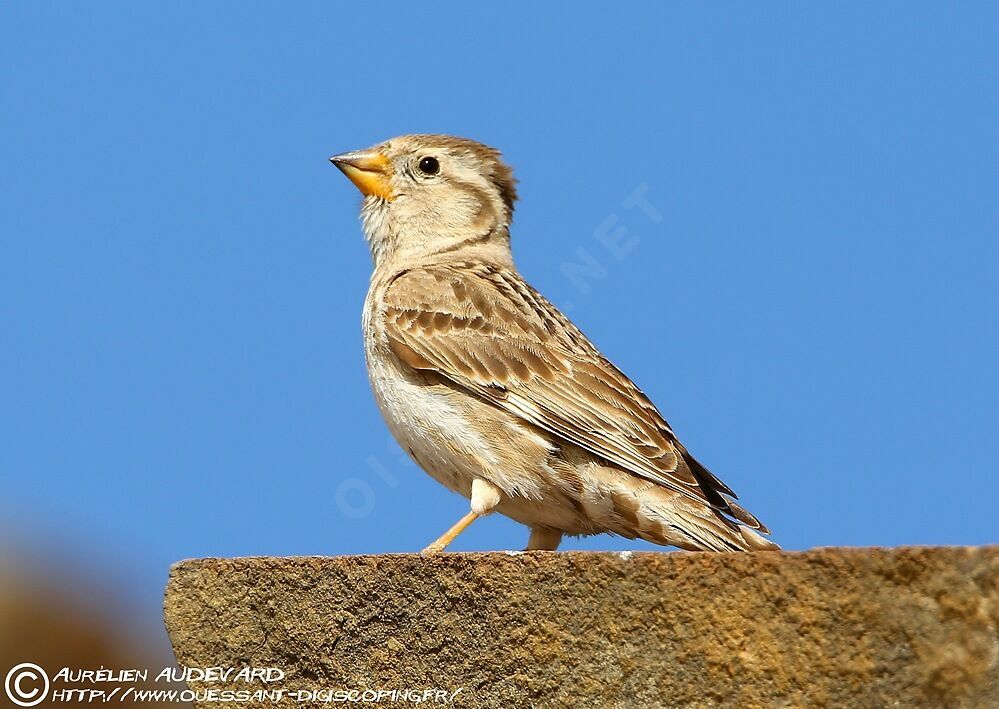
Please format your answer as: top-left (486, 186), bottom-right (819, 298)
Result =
top-left (364, 335), bottom-right (590, 531)
top-left (365, 342), bottom-right (492, 498)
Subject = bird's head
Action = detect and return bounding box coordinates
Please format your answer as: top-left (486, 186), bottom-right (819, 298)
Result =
top-left (330, 134), bottom-right (517, 266)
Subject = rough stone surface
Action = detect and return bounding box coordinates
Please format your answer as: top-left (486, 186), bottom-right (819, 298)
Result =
top-left (165, 547), bottom-right (998, 708)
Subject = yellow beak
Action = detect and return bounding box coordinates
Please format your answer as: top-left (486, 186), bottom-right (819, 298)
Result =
top-left (329, 149), bottom-right (395, 201)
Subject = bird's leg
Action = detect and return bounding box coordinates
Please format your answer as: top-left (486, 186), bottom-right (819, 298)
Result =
top-left (421, 510), bottom-right (479, 554)
top-left (525, 528), bottom-right (563, 551)
top-left (422, 479), bottom-right (501, 554)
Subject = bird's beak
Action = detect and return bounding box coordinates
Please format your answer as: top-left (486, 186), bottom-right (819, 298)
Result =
top-left (329, 149), bottom-right (395, 201)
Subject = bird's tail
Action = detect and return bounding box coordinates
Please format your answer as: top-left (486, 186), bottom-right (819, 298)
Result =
top-left (604, 480), bottom-right (780, 551)
top-left (735, 522), bottom-right (782, 551)
top-left (578, 462), bottom-right (779, 552)
top-left (654, 492), bottom-right (781, 552)
top-left (670, 449), bottom-right (780, 551)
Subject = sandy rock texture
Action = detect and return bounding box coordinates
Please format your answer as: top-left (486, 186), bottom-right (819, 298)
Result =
top-left (165, 547), bottom-right (998, 708)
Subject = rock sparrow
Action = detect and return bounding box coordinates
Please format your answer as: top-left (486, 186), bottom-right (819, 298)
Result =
top-left (330, 135), bottom-right (777, 553)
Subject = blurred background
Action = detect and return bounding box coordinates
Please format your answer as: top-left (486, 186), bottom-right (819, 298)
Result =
top-left (2, 1), bottom-right (996, 669)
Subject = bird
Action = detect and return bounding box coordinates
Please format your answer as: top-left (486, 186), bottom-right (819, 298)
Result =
top-left (329, 134), bottom-right (778, 554)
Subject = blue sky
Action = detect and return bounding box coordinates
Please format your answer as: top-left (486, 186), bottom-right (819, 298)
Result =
top-left (2, 3), bottom-right (996, 644)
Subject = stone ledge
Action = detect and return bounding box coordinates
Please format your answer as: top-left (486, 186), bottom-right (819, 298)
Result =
top-left (164, 547), bottom-right (998, 707)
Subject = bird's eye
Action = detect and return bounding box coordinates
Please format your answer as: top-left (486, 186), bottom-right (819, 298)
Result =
top-left (418, 156), bottom-right (440, 175)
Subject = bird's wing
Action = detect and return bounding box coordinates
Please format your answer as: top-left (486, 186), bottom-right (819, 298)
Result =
top-left (381, 262), bottom-right (765, 530)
